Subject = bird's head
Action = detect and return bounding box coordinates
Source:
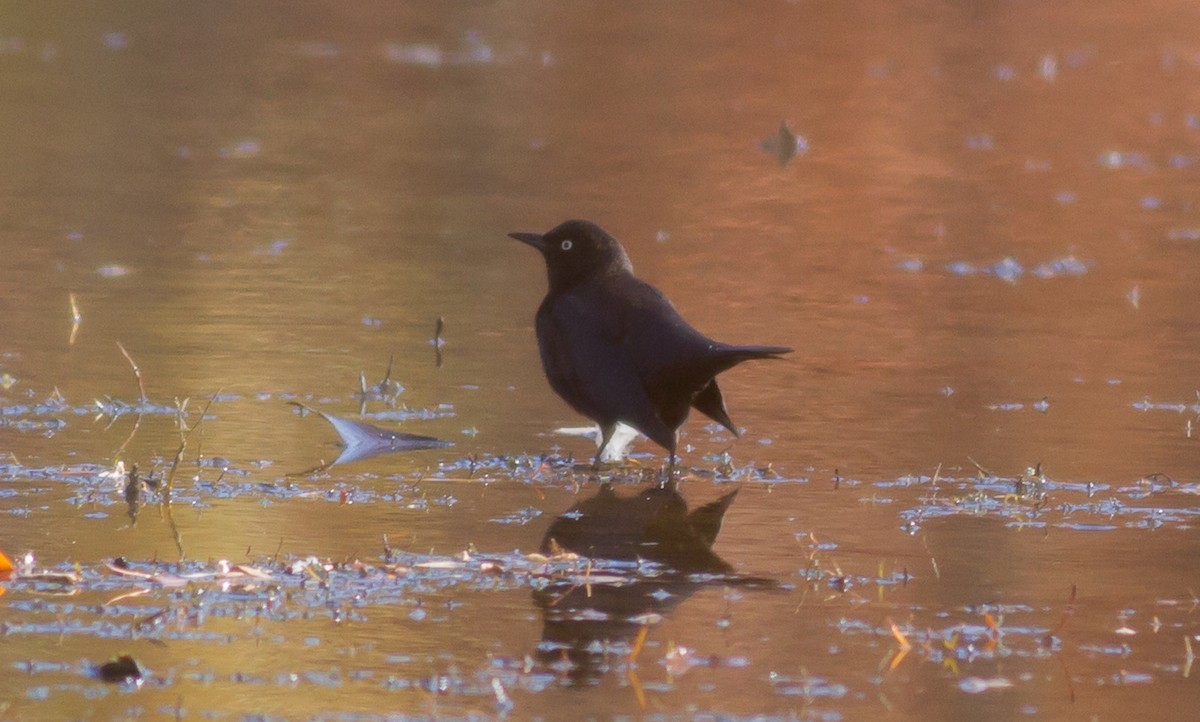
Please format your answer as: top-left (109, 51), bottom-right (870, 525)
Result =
top-left (509, 220), bottom-right (634, 292)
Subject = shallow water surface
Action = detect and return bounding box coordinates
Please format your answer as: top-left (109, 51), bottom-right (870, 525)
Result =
top-left (1, 2), bottom-right (1199, 720)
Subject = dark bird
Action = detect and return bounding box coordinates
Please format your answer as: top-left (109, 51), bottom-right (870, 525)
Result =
top-left (509, 219), bottom-right (791, 467)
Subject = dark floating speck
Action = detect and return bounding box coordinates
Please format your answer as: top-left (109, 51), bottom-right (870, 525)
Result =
top-left (758, 121), bottom-right (808, 166)
top-left (93, 654), bottom-right (143, 684)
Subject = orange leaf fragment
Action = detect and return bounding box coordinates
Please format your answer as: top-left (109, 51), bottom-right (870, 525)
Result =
top-left (984, 611), bottom-right (1001, 636)
top-left (889, 619), bottom-right (912, 651)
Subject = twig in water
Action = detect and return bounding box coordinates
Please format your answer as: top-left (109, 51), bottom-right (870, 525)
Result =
top-left (629, 625), bottom-right (649, 663)
top-left (114, 412), bottom-right (143, 460)
top-left (357, 370), bottom-right (369, 415)
top-left (966, 456), bottom-right (995, 479)
top-left (124, 462), bottom-right (144, 524)
top-left (69, 292), bottom-right (81, 346)
top-left (163, 391), bottom-right (219, 499)
top-left (380, 354), bottom-right (396, 394)
top-left (110, 343), bottom-right (149, 459)
top-left (160, 390), bottom-right (221, 559)
top-left (433, 317), bottom-right (445, 368)
top-left (1042, 583), bottom-right (1078, 646)
top-left (115, 341), bottom-right (148, 405)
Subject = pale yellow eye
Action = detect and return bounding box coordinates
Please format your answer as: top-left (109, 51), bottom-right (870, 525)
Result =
top-left (560, 240), bottom-right (573, 251)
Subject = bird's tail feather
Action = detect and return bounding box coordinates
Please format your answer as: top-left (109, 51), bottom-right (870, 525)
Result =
top-left (704, 344), bottom-right (792, 375)
top-left (722, 344), bottom-right (792, 360)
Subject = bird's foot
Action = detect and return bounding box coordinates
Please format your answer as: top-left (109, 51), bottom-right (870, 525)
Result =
top-left (657, 455), bottom-right (680, 488)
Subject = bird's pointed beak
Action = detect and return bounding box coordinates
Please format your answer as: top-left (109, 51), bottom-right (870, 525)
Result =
top-left (508, 231), bottom-right (546, 252)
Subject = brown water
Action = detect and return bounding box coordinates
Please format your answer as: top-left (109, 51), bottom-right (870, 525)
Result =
top-left (2, 2), bottom-right (1199, 720)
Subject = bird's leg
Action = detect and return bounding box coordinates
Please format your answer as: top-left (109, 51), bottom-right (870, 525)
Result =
top-left (593, 424), bottom-right (616, 470)
top-left (660, 448), bottom-right (677, 488)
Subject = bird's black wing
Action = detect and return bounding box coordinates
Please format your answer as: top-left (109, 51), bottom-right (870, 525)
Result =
top-left (536, 290), bottom-right (679, 452)
top-left (605, 276), bottom-right (791, 432)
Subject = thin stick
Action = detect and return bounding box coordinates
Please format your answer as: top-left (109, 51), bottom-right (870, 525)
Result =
top-left (114, 412), bottom-right (143, 460)
top-left (966, 456), bottom-right (994, 478)
top-left (1043, 583), bottom-right (1078, 643)
top-left (380, 354), bottom-right (396, 393)
top-left (433, 317), bottom-right (444, 368)
top-left (115, 341), bottom-right (148, 405)
top-left (69, 293), bottom-right (81, 346)
top-left (163, 391), bottom-right (219, 498)
top-left (160, 390), bottom-right (220, 559)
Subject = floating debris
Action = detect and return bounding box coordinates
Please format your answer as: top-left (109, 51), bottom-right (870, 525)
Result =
top-left (959, 676), bottom-right (1015, 693)
top-left (1031, 256), bottom-right (1090, 278)
top-left (1039, 53), bottom-right (1058, 82)
top-left (939, 255), bottom-right (1090, 282)
top-left (93, 655), bottom-right (143, 684)
top-left (101, 32), bottom-right (128, 51)
top-left (1131, 397), bottom-right (1200, 414)
top-left (382, 31), bottom-right (496, 67)
top-left (290, 402), bottom-right (452, 473)
top-left (964, 134), bottom-right (995, 151)
top-left (96, 264), bottom-right (131, 278)
top-left (1167, 227), bottom-right (1200, 241)
top-left (987, 256), bottom-right (1023, 284)
top-left (1097, 150), bottom-right (1152, 170)
top-left (384, 42), bottom-right (442, 66)
top-left (220, 139), bottom-right (262, 159)
top-left (758, 121), bottom-right (808, 166)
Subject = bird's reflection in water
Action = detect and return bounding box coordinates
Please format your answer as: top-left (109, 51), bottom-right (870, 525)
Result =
top-left (532, 481), bottom-right (770, 686)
